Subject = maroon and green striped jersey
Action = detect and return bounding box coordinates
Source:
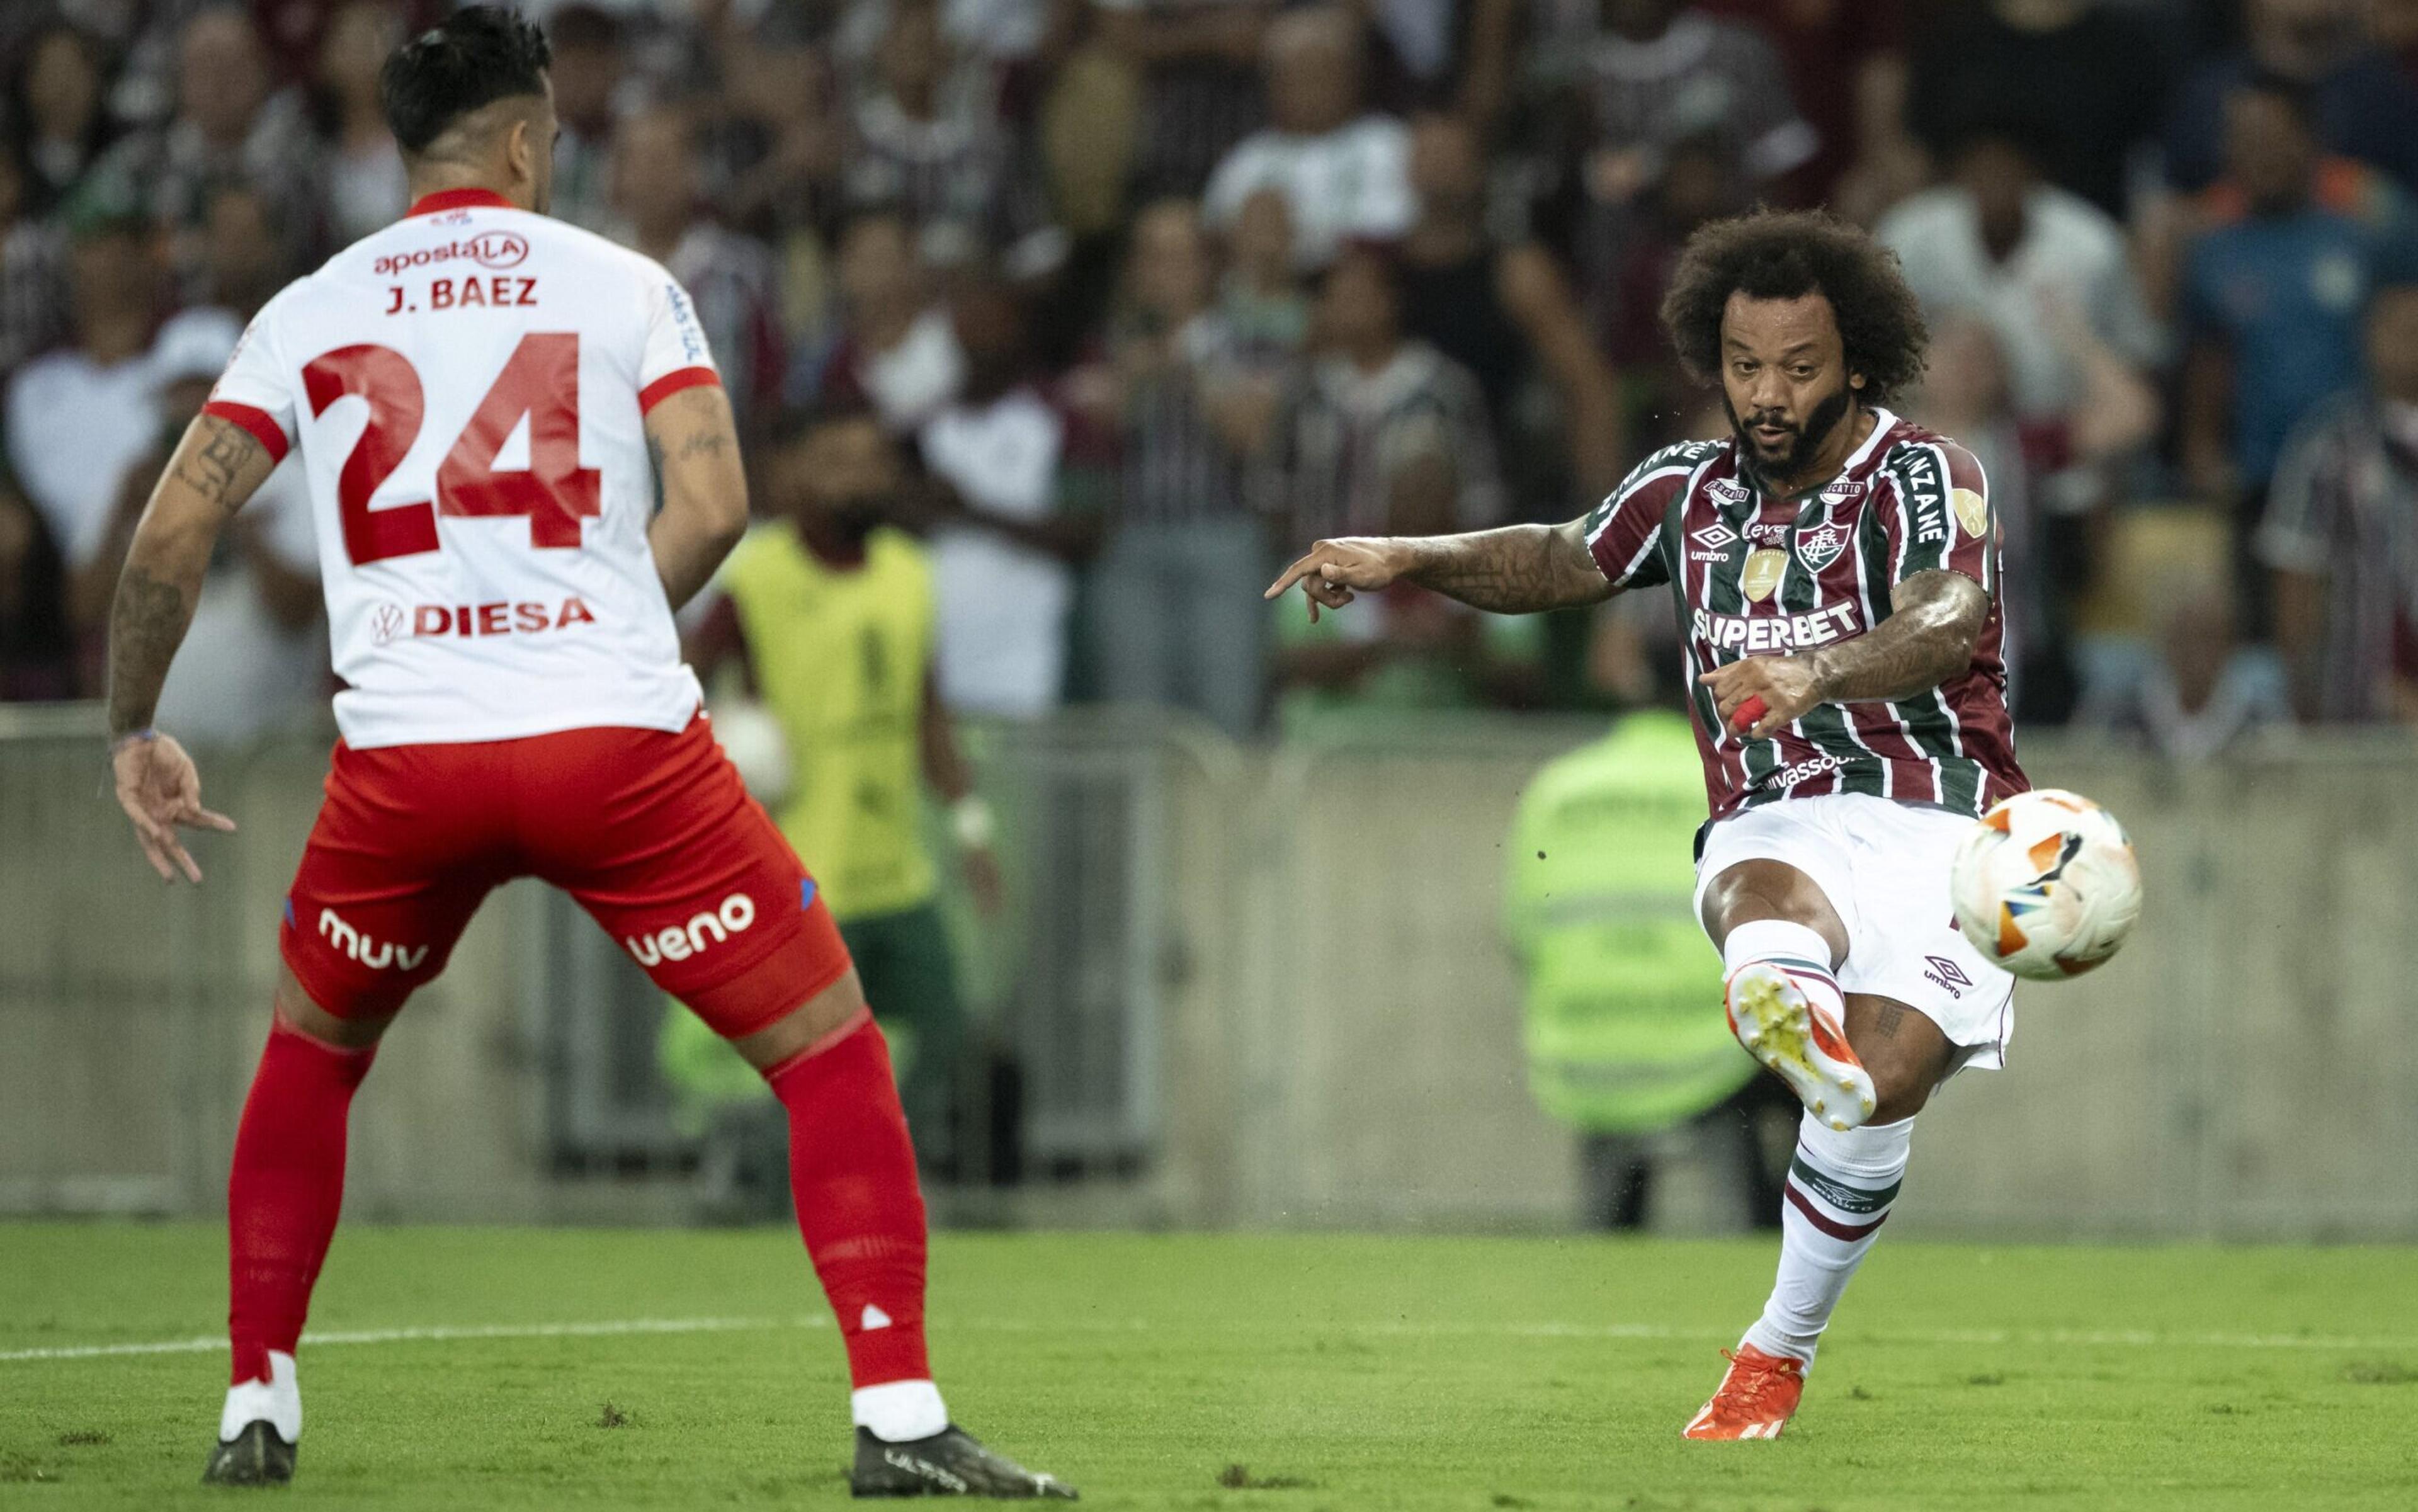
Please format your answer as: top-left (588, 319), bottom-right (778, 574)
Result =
top-left (1583, 407), bottom-right (2028, 821)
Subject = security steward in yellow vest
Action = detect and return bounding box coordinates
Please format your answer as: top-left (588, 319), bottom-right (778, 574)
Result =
top-left (674, 404), bottom-right (1003, 1171)
top-left (1505, 707), bottom-right (1792, 1229)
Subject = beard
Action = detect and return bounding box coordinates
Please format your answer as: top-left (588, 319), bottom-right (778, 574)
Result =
top-left (1725, 385), bottom-right (1854, 482)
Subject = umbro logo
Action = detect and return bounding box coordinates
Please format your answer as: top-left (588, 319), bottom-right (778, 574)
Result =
top-left (1689, 523), bottom-right (1738, 551)
top-left (1922, 955), bottom-right (1974, 998)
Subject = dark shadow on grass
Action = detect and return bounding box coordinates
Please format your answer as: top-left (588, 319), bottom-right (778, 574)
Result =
top-left (1217, 1462), bottom-right (1317, 1491)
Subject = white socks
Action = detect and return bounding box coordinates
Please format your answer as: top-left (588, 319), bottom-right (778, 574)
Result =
top-left (217, 1351), bottom-right (945, 1447)
top-left (853, 1378), bottom-right (949, 1442)
top-left (219, 1350), bottom-right (300, 1443)
top-left (1742, 1112), bottom-right (1914, 1369)
top-left (1722, 919), bottom-right (1844, 1021)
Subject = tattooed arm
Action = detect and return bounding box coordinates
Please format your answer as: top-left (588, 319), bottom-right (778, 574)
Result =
top-left (1264, 518), bottom-right (1615, 620)
top-left (108, 415), bottom-right (277, 737)
top-left (644, 383), bottom-right (751, 610)
top-left (1700, 569), bottom-right (1990, 741)
top-left (105, 413), bottom-right (277, 880)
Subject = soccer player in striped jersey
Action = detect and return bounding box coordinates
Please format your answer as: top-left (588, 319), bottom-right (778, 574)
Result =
top-left (1269, 210), bottom-right (2028, 1441)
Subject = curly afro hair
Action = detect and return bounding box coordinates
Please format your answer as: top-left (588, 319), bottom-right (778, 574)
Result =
top-left (1658, 209), bottom-right (1929, 404)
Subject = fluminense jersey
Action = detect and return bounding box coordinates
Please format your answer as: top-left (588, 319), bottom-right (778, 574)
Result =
top-left (1584, 407), bottom-right (2028, 821)
top-left (203, 188), bottom-right (720, 749)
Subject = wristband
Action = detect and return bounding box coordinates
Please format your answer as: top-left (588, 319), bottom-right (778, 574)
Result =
top-left (108, 727), bottom-right (158, 756)
top-left (950, 795), bottom-right (997, 851)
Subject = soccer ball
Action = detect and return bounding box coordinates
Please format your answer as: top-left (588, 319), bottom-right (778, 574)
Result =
top-left (1950, 789), bottom-right (2141, 981)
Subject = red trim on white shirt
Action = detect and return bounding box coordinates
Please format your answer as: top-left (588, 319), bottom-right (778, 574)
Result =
top-left (201, 400), bottom-right (290, 464)
top-left (639, 366), bottom-right (720, 415)
top-left (406, 187), bottom-right (517, 217)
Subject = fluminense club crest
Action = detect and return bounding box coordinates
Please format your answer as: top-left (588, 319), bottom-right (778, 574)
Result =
top-left (1795, 522), bottom-right (1849, 573)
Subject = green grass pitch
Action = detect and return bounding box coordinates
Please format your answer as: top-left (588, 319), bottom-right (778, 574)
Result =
top-left (4, 1224), bottom-right (2415, 1510)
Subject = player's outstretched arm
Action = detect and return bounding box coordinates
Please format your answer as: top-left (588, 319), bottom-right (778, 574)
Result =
top-left (644, 384), bottom-right (750, 611)
top-left (1700, 569), bottom-right (1989, 741)
top-left (106, 412), bottom-right (277, 881)
top-left (1264, 518), bottom-right (1613, 622)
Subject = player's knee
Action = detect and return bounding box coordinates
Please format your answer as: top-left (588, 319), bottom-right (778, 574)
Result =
top-left (1865, 1069), bottom-right (1934, 1125)
top-left (271, 969), bottom-right (395, 1049)
top-left (729, 966), bottom-right (871, 1073)
top-left (1703, 860), bottom-right (1849, 962)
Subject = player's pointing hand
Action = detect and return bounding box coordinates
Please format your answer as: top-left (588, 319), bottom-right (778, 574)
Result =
top-left (1264, 537), bottom-right (1404, 623)
top-left (110, 731), bottom-right (236, 884)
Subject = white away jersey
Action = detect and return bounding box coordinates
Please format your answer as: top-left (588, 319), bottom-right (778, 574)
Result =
top-left (204, 188), bottom-right (720, 748)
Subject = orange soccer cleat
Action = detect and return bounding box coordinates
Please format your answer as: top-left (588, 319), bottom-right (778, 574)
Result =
top-left (1681, 1344), bottom-right (1806, 1440)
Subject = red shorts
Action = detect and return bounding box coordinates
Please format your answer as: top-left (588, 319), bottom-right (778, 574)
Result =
top-left (279, 713), bottom-right (850, 1037)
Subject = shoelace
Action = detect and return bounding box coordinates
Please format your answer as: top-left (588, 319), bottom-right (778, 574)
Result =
top-left (1715, 1348), bottom-right (1800, 1418)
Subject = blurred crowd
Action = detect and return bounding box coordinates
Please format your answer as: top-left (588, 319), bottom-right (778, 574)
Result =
top-left (5, 0), bottom-right (2418, 756)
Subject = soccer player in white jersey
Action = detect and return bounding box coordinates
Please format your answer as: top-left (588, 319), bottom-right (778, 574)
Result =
top-left (1268, 210), bottom-right (2028, 1441)
top-left (103, 10), bottom-right (1069, 1496)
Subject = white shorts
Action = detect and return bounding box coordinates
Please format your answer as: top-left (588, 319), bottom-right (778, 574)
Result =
top-left (1693, 792), bottom-right (2016, 1073)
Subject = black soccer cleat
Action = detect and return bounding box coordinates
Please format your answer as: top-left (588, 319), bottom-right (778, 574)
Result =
top-left (202, 1420), bottom-right (297, 1486)
top-left (850, 1424), bottom-right (1076, 1499)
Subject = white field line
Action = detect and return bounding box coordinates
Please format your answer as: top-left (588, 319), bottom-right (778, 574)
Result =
top-left (6, 1314), bottom-right (2417, 1365)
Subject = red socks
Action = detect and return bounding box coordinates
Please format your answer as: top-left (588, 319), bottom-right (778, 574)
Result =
top-left (227, 1022), bottom-right (375, 1385)
top-left (764, 1011), bottom-right (931, 1388)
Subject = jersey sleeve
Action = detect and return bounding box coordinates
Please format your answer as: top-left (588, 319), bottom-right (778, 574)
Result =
top-left (202, 299), bottom-right (296, 463)
top-left (637, 266), bottom-right (722, 416)
top-left (1882, 439), bottom-right (1994, 596)
top-left (1582, 445), bottom-right (1696, 589)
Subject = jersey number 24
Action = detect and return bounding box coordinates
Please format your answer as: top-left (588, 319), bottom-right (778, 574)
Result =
top-left (304, 333), bottom-right (601, 566)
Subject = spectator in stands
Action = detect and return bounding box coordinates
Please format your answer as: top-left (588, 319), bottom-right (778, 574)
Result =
top-left (9, 21), bottom-right (115, 214)
top-left (547, 4), bottom-right (630, 237)
top-left (1560, 0), bottom-right (1817, 213)
top-left (2166, 0), bottom-right (2418, 196)
top-left (1267, 259), bottom-right (1536, 725)
top-left (1093, 0), bottom-right (1274, 198)
top-left (1203, 6), bottom-right (1414, 271)
top-left (1904, 0), bottom-right (2165, 219)
top-left (611, 108), bottom-right (785, 438)
top-left (1399, 111), bottom-right (1625, 504)
top-left (712, 37), bottom-right (841, 253)
top-left (1879, 117), bottom-right (2164, 425)
top-left (2074, 569), bottom-right (2296, 759)
top-left (678, 405), bottom-right (1001, 1169)
top-left (3, 193), bottom-right (162, 584)
top-left (800, 208), bottom-right (967, 434)
top-left (2260, 281), bottom-right (2418, 722)
top-left (0, 140), bottom-right (65, 374)
top-left (1217, 185), bottom-right (1310, 367)
top-left (1698, 0), bottom-right (1913, 215)
top-left (1528, 1), bottom-right (1810, 348)
top-left (844, 0), bottom-right (1059, 277)
top-left (917, 281), bottom-right (1103, 720)
top-left (309, 0), bottom-right (407, 246)
top-left (0, 467), bottom-right (73, 702)
top-left (2180, 72), bottom-right (2418, 630)
top-left (1599, 133), bottom-right (1751, 445)
top-left (1268, 243), bottom-right (1502, 542)
top-left (1276, 238), bottom-right (1499, 539)
top-left (1079, 200), bottom-right (1272, 737)
top-left (96, 5), bottom-right (320, 285)
top-left (1909, 313), bottom-right (2159, 722)
top-left (193, 181), bottom-right (287, 320)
